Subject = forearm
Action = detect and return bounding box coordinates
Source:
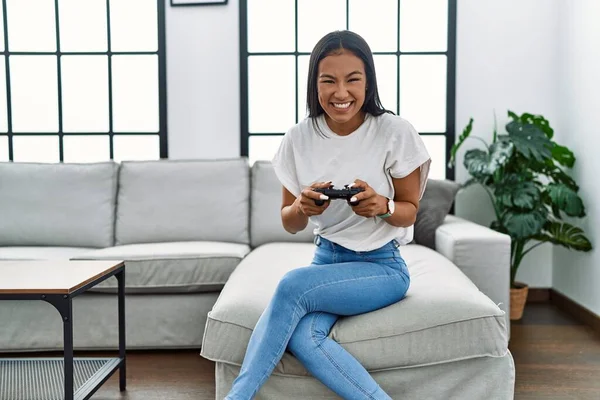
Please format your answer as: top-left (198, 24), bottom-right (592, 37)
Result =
top-left (382, 199), bottom-right (417, 228)
top-left (281, 203), bottom-right (309, 234)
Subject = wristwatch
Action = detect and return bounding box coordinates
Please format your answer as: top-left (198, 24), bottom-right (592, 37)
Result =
top-left (377, 197), bottom-right (395, 219)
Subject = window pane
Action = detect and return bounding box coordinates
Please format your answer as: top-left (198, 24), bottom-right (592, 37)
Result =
top-left (400, 0), bottom-right (448, 52)
top-left (249, 135), bottom-right (283, 166)
top-left (421, 135), bottom-right (446, 179)
top-left (0, 58), bottom-right (7, 132)
top-left (399, 55), bottom-right (446, 133)
top-left (10, 56), bottom-right (58, 132)
top-left (59, 0), bottom-right (107, 52)
top-left (62, 56), bottom-right (109, 132)
top-left (13, 135), bottom-right (59, 162)
top-left (297, 55), bottom-right (310, 121)
top-left (248, 55), bottom-right (295, 133)
top-left (298, 0), bottom-right (346, 52)
top-left (0, 4), bottom-right (4, 52)
top-left (373, 55), bottom-right (397, 114)
top-left (110, 0), bottom-right (157, 52)
top-left (349, 0), bottom-right (397, 52)
top-left (248, 0), bottom-right (294, 52)
top-left (6, 0), bottom-right (56, 52)
top-left (0, 136), bottom-right (7, 161)
top-left (63, 135), bottom-right (109, 163)
top-left (113, 134), bottom-right (159, 162)
top-left (112, 55), bottom-right (159, 132)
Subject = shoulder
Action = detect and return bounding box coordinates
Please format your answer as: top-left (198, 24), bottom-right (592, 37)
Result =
top-left (371, 113), bottom-right (418, 138)
top-left (285, 117), bottom-right (313, 137)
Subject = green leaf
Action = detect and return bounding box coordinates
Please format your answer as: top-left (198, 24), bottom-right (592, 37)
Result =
top-left (546, 166), bottom-right (579, 191)
top-left (463, 149), bottom-right (491, 178)
top-left (533, 222), bottom-right (592, 252)
top-left (551, 144), bottom-right (575, 168)
top-left (462, 139), bottom-right (513, 180)
top-left (507, 110), bottom-right (519, 120)
top-left (449, 118), bottom-right (474, 166)
top-left (488, 137), bottom-right (514, 170)
top-left (502, 207), bottom-right (547, 239)
top-left (546, 183), bottom-right (585, 217)
top-left (515, 112), bottom-right (555, 139)
top-left (506, 121), bottom-right (553, 162)
top-left (496, 180), bottom-right (540, 210)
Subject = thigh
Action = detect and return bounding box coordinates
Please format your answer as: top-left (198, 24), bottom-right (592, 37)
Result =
top-left (277, 261), bottom-right (408, 317)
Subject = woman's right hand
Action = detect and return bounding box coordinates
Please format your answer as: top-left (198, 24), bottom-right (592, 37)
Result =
top-left (294, 181), bottom-right (332, 217)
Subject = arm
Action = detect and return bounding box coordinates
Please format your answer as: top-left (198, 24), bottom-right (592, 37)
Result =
top-left (280, 182), bottom-right (332, 234)
top-left (350, 167), bottom-right (422, 227)
top-left (281, 187), bottom-right (309, 234)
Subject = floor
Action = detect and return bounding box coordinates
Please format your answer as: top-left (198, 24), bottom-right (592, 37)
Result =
top-left (6, 303), bottom-right (600, 399)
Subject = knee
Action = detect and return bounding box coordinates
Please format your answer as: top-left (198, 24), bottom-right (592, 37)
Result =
top-left (274, 268), bottom-right (308, 302)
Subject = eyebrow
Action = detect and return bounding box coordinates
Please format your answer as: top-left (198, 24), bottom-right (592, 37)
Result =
top-left (319, 71), bottom-right (363, 79)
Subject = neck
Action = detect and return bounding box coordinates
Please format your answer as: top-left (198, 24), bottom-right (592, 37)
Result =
top-left (324, 111), bottom-right (366, 136)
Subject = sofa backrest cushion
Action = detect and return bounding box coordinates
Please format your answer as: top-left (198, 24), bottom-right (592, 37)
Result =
top-left (115, 158), bottom-right (250, 245)
top-left (250, 161), bottom-right (315, 247)
top-left (0, 161), bottom-right (118, 248)
top-left (413, 179), bottom-right (461, 249)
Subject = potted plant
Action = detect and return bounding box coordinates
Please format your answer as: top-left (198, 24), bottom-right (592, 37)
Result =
top-left (449, 110), bottom-right (592, 320)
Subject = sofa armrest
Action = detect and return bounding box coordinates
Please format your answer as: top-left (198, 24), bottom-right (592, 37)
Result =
top-left (435, 215), bottom-right (511, 319)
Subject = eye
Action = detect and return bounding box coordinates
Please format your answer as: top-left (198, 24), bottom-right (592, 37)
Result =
top-left (348, 78), bottom-right (361, 82)
top-left (320, 80), bottom-right (334, 84)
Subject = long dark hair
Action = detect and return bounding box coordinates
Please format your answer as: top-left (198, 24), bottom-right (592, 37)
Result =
top-left (306, 30), bottom-right (393, 121)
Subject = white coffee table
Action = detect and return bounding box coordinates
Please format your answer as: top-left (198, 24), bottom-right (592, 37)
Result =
top-left (0, 260), bottom-right (126, 400)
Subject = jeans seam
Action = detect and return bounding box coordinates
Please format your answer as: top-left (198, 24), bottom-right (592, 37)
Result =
top-left (315, 341), bottom-right (377, 399)
top-left (310, 312), bottom-right (376, 400)
top-left (249, 309), bottom-right (300, 399)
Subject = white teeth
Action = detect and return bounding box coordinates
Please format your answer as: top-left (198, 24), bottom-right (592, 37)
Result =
top-left (333, 102), bottom-right (351, 109)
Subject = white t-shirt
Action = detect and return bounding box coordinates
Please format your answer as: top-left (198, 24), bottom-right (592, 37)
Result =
top-left (272, 112), bottom-right (431, 252)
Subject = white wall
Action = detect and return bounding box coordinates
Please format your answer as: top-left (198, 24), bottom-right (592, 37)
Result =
top-left (553, 0), bottom-right (600, 316)
top-left (165, 0), bottom-right (240, 159)
top-left (164, 0), bottom-right (563, 288)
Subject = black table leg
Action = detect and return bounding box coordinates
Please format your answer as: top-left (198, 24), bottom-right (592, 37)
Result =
top-left (45, 294), bottom-right (74, 400)
top-left (116, 268), bottom-right (127, 391)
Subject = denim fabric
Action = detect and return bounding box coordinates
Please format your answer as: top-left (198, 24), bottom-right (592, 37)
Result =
top-left (225, 236), bottom-right (410, 400)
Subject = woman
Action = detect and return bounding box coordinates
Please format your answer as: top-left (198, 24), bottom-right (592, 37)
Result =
top-left (226, 30), bottom-right (431, 400)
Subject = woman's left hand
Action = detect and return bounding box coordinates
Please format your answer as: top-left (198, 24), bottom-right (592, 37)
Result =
top-left (347, 179), bottom-right (388, 218)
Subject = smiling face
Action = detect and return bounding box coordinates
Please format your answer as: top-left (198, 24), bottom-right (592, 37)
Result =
top-left (317, 50), bottom-right (367, 135)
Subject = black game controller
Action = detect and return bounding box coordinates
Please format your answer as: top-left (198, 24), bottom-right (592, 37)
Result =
top-left (313, 185), bottom-right (364, 206)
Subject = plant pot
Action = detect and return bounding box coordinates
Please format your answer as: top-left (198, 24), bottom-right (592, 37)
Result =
top-left (510, 281), bottom-right (529, 320)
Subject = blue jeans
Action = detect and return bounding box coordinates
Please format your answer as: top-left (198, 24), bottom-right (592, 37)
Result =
top-left (225, 236), bottom-right (410, 400)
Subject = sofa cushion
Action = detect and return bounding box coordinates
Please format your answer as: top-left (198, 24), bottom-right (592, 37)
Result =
top-left (115, 159), bottom-right (250, 245)
top-left (72, 241), bottom-right (250, 294)
top-left (0, 161), bottom-right (118, 248)
top-left (250, 161), bottom-right (319, 248)
top-left (413, 179), bottom-right (461, 249)
top-left (201, 243), bottom-right (508, 375)
top-left (0, 246), bottom-right (97, 260)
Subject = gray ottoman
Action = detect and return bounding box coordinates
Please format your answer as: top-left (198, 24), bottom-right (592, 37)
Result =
top-left (201, 243), bottom-right (515, 399)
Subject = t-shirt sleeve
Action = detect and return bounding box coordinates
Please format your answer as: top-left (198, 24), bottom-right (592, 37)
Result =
top-left (271, 131), bottom-right (302, 197)
top-left (386, 119), bottom-right (432, 200)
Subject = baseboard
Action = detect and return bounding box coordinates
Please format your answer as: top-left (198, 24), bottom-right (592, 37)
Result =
top-left (527, 288), bottom-right (551, 303)
top-left (549, 289), bottom-right (600, 335)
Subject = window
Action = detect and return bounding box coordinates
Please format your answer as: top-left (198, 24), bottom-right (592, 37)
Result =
top-left (240, 0), bottom-right (456, 180)
top-left (0, 0), bottom-right (168, 163)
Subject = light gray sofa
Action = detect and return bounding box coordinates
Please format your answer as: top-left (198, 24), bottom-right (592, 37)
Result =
top-left (0, 158), bottom-right (515, 399)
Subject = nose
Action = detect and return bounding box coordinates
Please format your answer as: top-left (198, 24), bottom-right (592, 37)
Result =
top-left (334, 82), bottom-right (349, 99)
